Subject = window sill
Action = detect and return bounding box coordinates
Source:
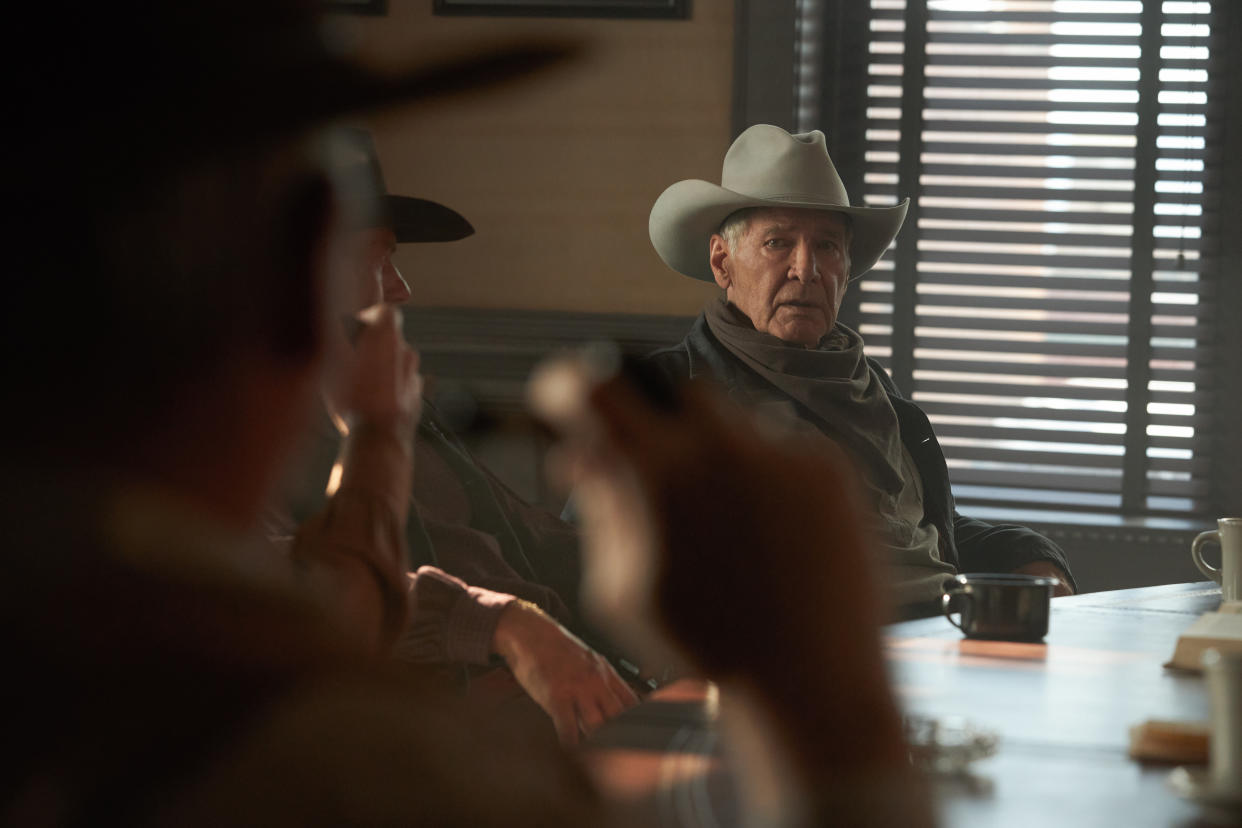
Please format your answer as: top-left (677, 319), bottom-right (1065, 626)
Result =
top-left (959, 505), bottom-right (1209, 550)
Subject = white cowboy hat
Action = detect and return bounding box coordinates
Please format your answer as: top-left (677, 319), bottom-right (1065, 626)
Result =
top-left (649, 124), bottom-right (909, 282)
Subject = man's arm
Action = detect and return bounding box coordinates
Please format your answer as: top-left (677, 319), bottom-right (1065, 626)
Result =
top-left (952, 512), bottom-right (1077, 595)
top-left (871, 357), bottom-right (1077, 596)
top-left (397, 566), bottom-right (638, 745)
top-left (290, 431), bottom-right (413, 653)
top-left (290, 305), bottom-right (421, 654)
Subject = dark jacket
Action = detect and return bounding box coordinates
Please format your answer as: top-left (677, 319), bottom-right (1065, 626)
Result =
top-left (645, 315), bottom-right (1076, 591)
top-left (290, 402), bottom-right (588, 626)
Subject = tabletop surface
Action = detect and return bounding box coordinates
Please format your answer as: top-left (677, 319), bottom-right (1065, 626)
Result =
top-left (888, 581), bottom-right (1227, 827)
top-left (585, 581), bottom-right (1236, 827)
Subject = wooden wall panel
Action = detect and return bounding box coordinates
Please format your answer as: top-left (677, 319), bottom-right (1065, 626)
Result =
top-left (338, 1), bottom-right (733, 314)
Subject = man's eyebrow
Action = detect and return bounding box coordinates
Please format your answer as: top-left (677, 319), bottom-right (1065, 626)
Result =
top-left (756, 222), bottom-right (846, 237)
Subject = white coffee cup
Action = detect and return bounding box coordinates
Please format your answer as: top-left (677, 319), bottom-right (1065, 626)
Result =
top-left (1191, 518), bottom-right (1242, 602)
top-left (1202, 649), bottom-right (1242, 792)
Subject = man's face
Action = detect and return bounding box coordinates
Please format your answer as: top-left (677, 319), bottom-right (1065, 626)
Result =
top-left (350, 226), bottom-right (410, 311)
top-left (709, 208), bottom-right (851, 347)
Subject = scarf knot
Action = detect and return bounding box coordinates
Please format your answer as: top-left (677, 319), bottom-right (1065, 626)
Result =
top-left (704, 298), bottom-right (906, 495)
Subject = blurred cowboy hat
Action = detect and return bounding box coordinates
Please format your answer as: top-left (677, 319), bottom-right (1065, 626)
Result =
top-left (11, 0), bottom-right (577, 180)
top-left (334, 127), bottom-right (474, 244)
top-left (649, 124), bottom-right (908, 282)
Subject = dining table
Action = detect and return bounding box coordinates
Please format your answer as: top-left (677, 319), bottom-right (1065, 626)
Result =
top-left (583, 581), bottom-right (1235, 827)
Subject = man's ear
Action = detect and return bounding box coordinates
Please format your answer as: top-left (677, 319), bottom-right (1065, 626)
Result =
top-left (709, 234), bottom-right (731, 290)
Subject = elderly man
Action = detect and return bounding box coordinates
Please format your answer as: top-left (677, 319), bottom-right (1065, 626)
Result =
top-left (279, 128), bottom-right (636, 744)
top-left (646, 124), bottom-right (1075, 609)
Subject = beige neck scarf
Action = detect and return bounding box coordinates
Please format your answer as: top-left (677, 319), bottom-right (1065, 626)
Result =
top-left (704, 298), bottom-right (906, 496)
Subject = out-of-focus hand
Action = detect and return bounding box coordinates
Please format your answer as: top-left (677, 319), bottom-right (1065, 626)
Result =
top-left (528, 358), bottom-right (911, 785)
top-left (330, 304), bottom-right (422, 437)
top-left (529, 360), bottom-right (890, 683)
top-left (1012, 561), bottom-right (1075, 596)
top-left (492, 600), bottom-right (639, 746)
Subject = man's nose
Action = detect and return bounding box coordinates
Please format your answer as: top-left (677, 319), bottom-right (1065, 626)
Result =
top-left (382, 262), bottom-right (412, 305)
top-left (789, 240), bottom-right (820, 283)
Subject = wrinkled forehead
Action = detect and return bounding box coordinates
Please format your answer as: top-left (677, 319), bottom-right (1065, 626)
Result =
top-left (746, 206), bottom-right (852, 237)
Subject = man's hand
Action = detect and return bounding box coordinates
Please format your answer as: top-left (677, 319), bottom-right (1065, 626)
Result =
top-left (1012, 561), bottom-right (1075, 596)
top-left (330, 304), bottom-right (422, 436)
top-left (492, 600), bottom-right (638, 746)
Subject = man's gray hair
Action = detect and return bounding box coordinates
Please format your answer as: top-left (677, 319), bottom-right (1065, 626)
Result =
top-left (715, 206), bottom-right (854, 252)
top-left (717, 207), bottom-right (762, 252)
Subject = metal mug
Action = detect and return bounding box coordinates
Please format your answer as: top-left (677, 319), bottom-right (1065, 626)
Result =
top-left (942, 573), bottom-right (1060, 642)
top-left (1191, 517), bottom-right (1242, 602)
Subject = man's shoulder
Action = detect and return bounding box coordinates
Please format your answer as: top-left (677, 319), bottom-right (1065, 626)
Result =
top-left (642, 313), bottom-right (722, 379)
top-left (642, 313), bottom-right (707, 379)
top-left (643, 341), bottom-right (691, 379)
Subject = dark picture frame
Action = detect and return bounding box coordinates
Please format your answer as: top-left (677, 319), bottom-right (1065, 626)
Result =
top-left (324, 0), bottom-right (387, 14)
top-left (433, 0), bottom-right (688, 19)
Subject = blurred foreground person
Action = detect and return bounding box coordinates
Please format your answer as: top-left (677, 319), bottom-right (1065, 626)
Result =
top-left (278, 128), bottom-right (635, 744)
top-left (646, 124), bottom-right (1076, 612)
top-left (1, 2), bottom-right (603, 823)
top-left (530, 357), bottom-right (934, 827)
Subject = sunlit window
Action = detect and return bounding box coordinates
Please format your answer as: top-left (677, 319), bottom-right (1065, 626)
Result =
top-left (855, 0), bottom-right (1213, 521)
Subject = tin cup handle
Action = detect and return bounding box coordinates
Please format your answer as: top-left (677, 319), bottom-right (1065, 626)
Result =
top-left (1192, 530), bottom-right (1223, 585)
top-left (942, 589), bottom-right (973, 632)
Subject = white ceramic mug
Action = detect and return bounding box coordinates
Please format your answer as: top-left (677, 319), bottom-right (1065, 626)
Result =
top-left (1191, 518), bottom-right (1242, 602)
top-left (1202, 649), bottom-right (1242, 792)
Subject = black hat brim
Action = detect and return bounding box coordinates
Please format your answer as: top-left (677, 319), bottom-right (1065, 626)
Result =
top-left (17, 0), bottom-right (583, 185)
top-left (384, 194), bottom-right (474, 243)
top-left (48, 39), bottom-right (581, 174)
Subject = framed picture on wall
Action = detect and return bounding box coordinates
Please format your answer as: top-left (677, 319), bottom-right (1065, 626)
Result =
top-left (433, 0), bottom-right (688, 19)
top-left (325, 0), bottom-right (387, 13)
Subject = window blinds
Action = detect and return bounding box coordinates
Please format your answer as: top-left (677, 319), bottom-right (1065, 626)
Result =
top-left (856, 0), bottom-right (1214, 521)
